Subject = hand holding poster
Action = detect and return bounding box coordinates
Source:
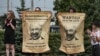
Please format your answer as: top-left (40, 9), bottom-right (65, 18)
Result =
top-left (57, 13), bottom-right (85, 54)
top-left (22, 11), bottom-right (52, 53)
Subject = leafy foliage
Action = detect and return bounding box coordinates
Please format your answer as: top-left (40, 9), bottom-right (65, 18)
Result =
top-left (0, 0), bottom-right (100, 56)
top-left (53, 0), bottom-right (100, 56)
top-left (0, 14), bottom-right (7, 28)
top-left (54, 0), bottom-right (100, 28)
top-left (15, 0), bottom-right (29, 55)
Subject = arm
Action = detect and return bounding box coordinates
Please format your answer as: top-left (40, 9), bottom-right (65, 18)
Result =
top-left (96, 31), bottom-right (100, 42)
top-left (9, 19), bottom-right (16, 30)
top-left (4, 19), bottom-right (7, 24)
top-left (90, 32), bottom-right (97, 43)
top-left (96, 37), bottom-right (100, 42)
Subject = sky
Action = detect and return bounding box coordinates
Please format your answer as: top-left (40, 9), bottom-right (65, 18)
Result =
top-left (0, 0), bottom-right (54, 18)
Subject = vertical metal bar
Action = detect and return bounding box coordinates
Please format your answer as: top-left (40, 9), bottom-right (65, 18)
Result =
top-left (7, 0), bottom-right (9, 11)
top-left (31, 0), bottom-right (34, 10)
top-left (11, 0), bottom-right (12, 10)
top-left (44, 0), bottom-right (45, 9)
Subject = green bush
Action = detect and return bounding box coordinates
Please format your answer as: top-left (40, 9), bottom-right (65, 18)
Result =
top-left (0, 30), bottom-right (92, 56)
top-left (0, 30), bottom-right (5, 55)
top-left (49, 33), bottom-right (91, 56)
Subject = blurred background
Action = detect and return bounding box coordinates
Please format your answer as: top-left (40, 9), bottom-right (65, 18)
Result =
top-left (0, 0), bottom-right (100, 56)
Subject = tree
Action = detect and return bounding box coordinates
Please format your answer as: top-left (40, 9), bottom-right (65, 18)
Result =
top-left (54, 0), bottom-right (100, 28)
top-left (53, 0), bottom-right (100, 56)
top-left (15, 0), bottom-right (29, 56)
top-left (0, 14), bottom-right (7, 28)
